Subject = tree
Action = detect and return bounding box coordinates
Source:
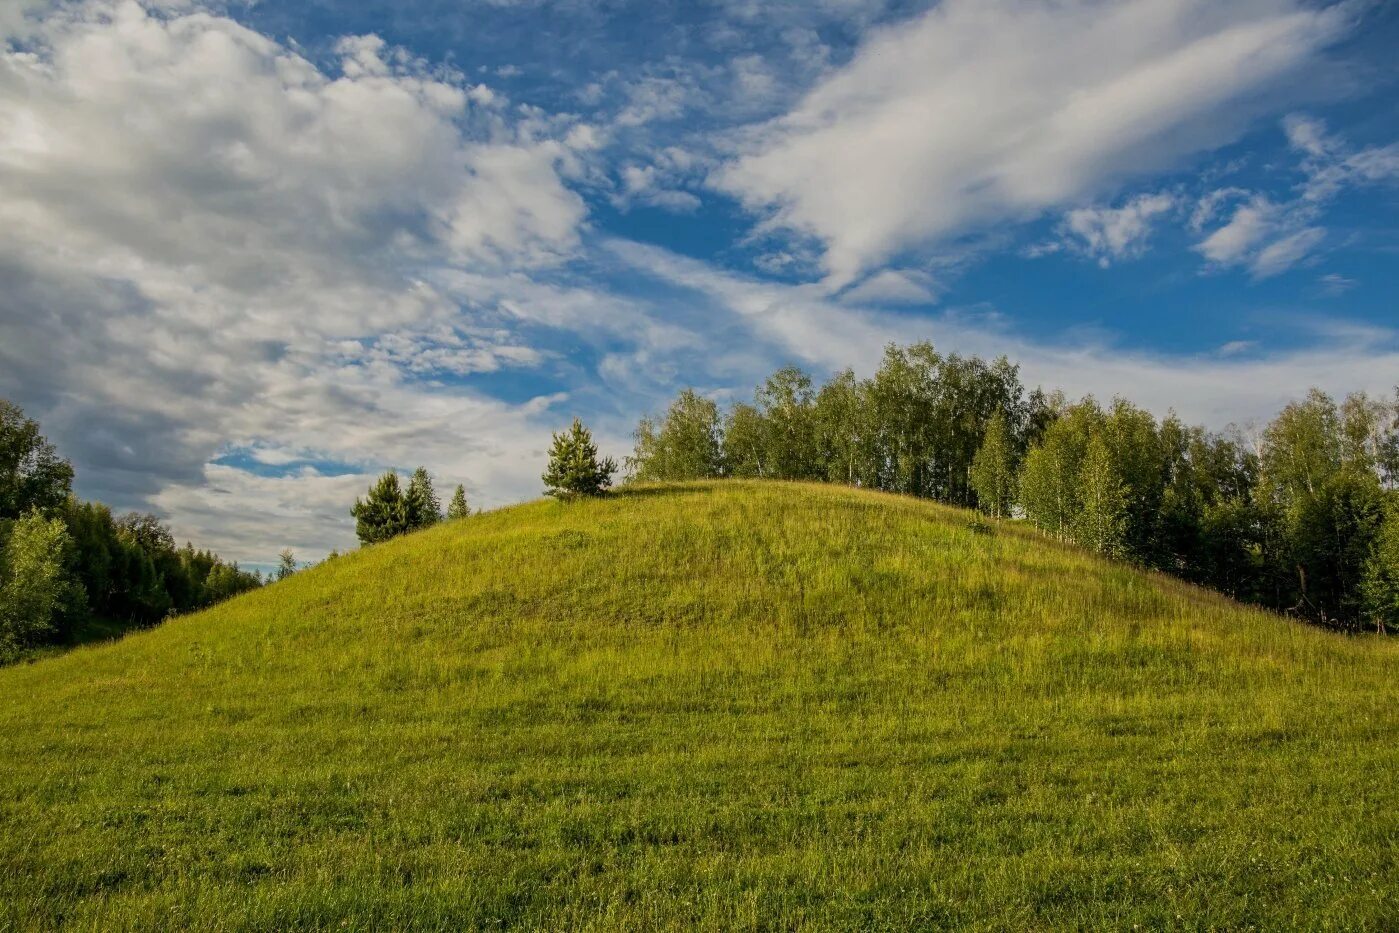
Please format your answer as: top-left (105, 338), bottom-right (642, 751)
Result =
top-left (1362, 501), bottom-right (1399, 633)
top-left (351, 472), bottom-right (412, 545)
top-left (1018, 401), bottom-right (1098, 540)
top-left (543, 419), bottom-right (616, 498)
top-left (755, 367), bottom-right (819, 480)
top-left (446, 485), bottom-right (470, 519)
top-left (627, 389), bottom-right (723, 482)
top-left (1259, 390), bottom-right (1386, 624)
top-left (405, 467), bottom-right (440, 530)
top-left (1074, 435), bottom-right (1129, 557)
top-left (1099, 399), bottom-right (1167, 564)
top-left (0, 400), bottom-right (74, 520)
top-left (276, 549), bottom-right (297, 581)
top-left (813, 369), bottom-right (876, 487)
top-left (722, 403), bottom-right (768, 478)
top-left (970, 409), bottom-right (1016, 518)
top-left (0, 510), bottom-right (84, 655)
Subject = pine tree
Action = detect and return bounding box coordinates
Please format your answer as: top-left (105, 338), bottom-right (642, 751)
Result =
top-left (970, 408), bottom-right (1015, 518)
top-left (405, 466), bottom-right (440, 530)
top-left (543, 419), bottom-right (617, 498)
top-left (446, 484), bottom-right (469, 519)
top-left (351, 471), bottom-right (412, 545)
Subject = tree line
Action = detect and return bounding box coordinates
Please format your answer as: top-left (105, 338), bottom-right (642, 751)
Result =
top-left (348, 418), bottom-right (615, 545)
top-left (627, 343), bottom-right (1399, 632)
top-left (1, 400), bottom-right (264, 660)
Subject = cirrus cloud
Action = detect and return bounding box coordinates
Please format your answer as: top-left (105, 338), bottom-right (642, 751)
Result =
top-left (715, 0), bottom-right (1359, 286)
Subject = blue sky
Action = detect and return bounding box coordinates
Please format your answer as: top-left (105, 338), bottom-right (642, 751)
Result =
top-left (1, 0), bottom-right (1397, 566)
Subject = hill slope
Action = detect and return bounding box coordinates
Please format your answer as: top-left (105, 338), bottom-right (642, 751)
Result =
top-left (1, 481), bottom-right (1396, 929)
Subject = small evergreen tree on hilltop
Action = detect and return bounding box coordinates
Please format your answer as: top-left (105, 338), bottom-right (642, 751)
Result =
top-left (405, 466), bottom-right (440, 530)
top-left (446, 484), bottom-right (470, 519)
top-left (543, 419), bottom-right (617, 498)
top-left (351, 471), bottom-right (412, 545)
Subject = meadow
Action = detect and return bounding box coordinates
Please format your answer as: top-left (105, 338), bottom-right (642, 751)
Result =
top-left (1, 481), bottom-right (1396, 929)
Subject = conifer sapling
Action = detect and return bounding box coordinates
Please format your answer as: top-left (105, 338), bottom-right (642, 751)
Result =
top-left (543, 419), bottom-right (617, 498)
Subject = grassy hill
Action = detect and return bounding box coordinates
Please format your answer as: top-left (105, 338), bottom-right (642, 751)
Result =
top-left (1, 481), bottom-right (1396, 929)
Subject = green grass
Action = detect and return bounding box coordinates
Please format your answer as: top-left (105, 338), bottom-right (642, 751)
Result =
top-left (1, 481), bottom-right (1396, 930)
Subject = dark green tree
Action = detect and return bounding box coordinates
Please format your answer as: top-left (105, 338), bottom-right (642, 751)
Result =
top-left (543, 419), bottom-right (616, 498)
top-left (0, 400), bottom-right (74, 520)
top-left (446, 484), bottom-right (470, 519)
top-left (1363, 501), bottom-right (1399, 633)
top-left (405, 467), bottom-right (440, 530)
top-left (1259, 390), bottom-right (1386, 624)
top-left (351, 471), bottom-right (412, 545)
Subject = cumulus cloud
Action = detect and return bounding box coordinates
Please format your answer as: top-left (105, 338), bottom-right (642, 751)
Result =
top-left (715, 0), bottom-right (1357, 286)
top-left (0, 0), bottom-right (597, 561)
top-left (1054, 192), bottom-right (1178, 266)
top-left (2, 0), bottom-right (1394, 569)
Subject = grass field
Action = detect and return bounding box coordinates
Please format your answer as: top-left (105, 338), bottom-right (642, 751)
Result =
top-left (1, 481), bottom-right (1396, 929)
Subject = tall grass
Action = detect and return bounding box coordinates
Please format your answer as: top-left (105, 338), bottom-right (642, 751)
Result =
top-left (1, 481), bottom-right (1395, 929)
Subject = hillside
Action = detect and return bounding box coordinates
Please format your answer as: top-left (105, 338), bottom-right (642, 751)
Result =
top-left (1, 481), bottom-right (1396, 929)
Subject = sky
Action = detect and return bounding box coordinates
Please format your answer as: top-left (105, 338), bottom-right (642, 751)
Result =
top-left (1, 0), bottom-right (1397, 569)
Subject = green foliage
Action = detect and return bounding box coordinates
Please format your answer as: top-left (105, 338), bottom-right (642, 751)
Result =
top-left (969, 408), bottom-right (1016, 518)
top-left (1, 483), bottom-right (1397, 928)
top-left (813, 368), bottom-right (876, 486)
top-left (754, 367), bottom-right (820, 480)
top-left (0, 400), bottom-right (73, 520)
top-left (627, 389), bottom-right (722, 481)
top-left (0, 510), bottom-right (83, 656)
top-left (543, 419), bottom-right (616, 498)
top-left (638, 360), bottom-right (1398, 629)
top-left (276, 549), bottom-right (297, 582)
top-left (405, 467), bottom-right (440, 531)
top-left (0, 401), bottom-right (257, 656)
top-left (720, 402), bottom-right (768, 478)
top-left (1259, 390), bottom-right (1389, 625)
top-left (351, 472), bottom-right (412, 545)
top-left (1363, 501), bottom-right (1399, 632)
top-left (1018, 401), bottom-right (1096, 540)
top-left (1074, 434), bottom-right (1129, 557)
top-left (446, 484), bottom-right (470, 520)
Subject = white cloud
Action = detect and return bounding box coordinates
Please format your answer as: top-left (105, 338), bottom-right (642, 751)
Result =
top-left (1056, 192), bottom-right (1178, 266)
top-left (611, 240), bottom-right (1399, 431)
top-left (1285, 113), bottom-right (1399, 202)
top-left (1196, 195), bottom-right (1289, 267)
top-left (715, 0), bottom-right (1357, 286)
top-left (614, 162), bottom-right (703, 213)
top-left (0, 0), bottom-right (599, 561)
top-left (1192, 113), bottom-right (1398, 277)
top-left (1250, 226), bottom-right (1326, 278)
